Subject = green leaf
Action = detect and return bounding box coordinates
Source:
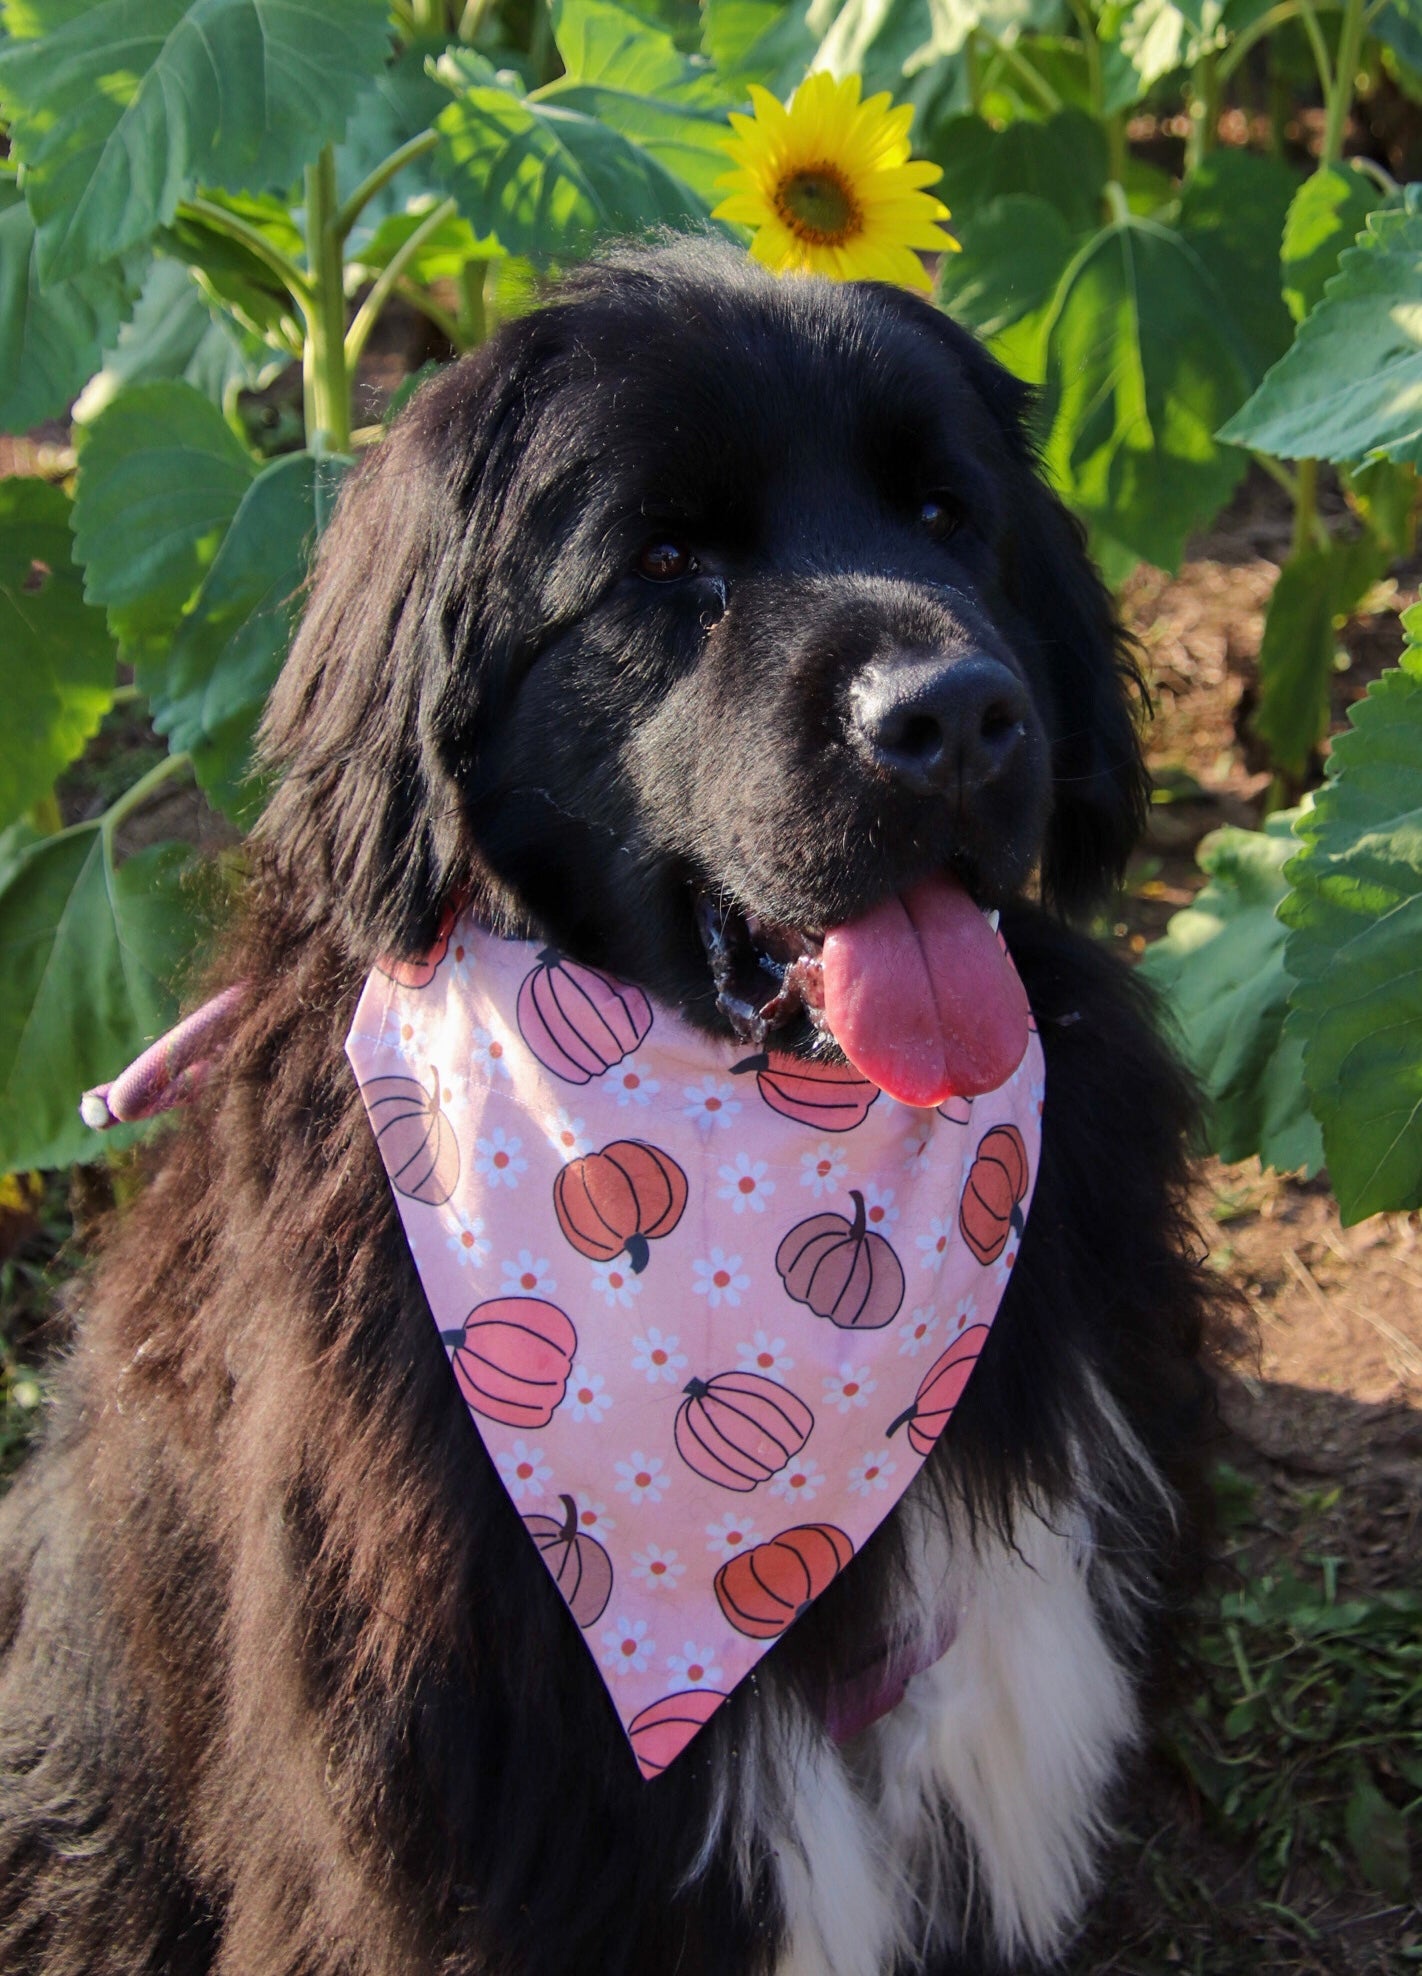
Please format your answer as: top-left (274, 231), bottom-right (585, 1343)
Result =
top-left (0, 479), bottom-right (115, 833)
top-left (702, 0), bottom-right (815, 87)
top-left (0, 0), bottom-right (393, 283)
top-left (1280, 612), bottom-right (1422, 1220)
top-left (148, 451), bottom-right (348, 821)
top-left (158, 197), bottom-right (307, 356)
top-left (0, 176), bottom-right (145, 432)
top-left (431, 49), bottom-right (709, 262)
top-left (1039, 214), bottom-right (1252, 570)
top-left (336, 37), bottom-right (457, 246)
top-left (1219, 188), bottom-right (1422, 467)
top-left (1344, 1774), bottom-right (1412, 1898)
top-left (1281, 163), bottom-right (1384, 324)
top-left (72, 380), bottom-right (256, 648)
top-left (928, 110), bottom-right (1109, 237)
top-left (0, 828), bottom-right (204, 1172)
top-left (1140, 813), bottom-right (1324, 1175)
top-left (936, 193), bottom-right (1076, 340)
top-left (349, 201), bottom-right (493, 286)
top-left (1177, 148), bottom-right (1299, 382)
top-left (1253, 534), bottom-right (1385, 779)
top-left (72, 256), bottom-right (283, 425)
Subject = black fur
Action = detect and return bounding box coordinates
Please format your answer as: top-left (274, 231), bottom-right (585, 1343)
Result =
top-left (0, 238), bottom-right (1214, 1976)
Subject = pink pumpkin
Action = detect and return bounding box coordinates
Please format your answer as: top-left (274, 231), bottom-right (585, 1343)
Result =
top-left (674, 1369), bottom-right (814, 1492)
top-left (628, 1688), bottom-right (728, 1779)
top-left (887, 1324), bottom-right (989, 1457)
top-left (361, 1068), bottom-right (459, 1205)
top-left (441, 1298), bottom-right (577, 1429)
top-left (732, 1051), bottom-right (878, 1132)
top-left (517, 948), bottom-right (653, 1084)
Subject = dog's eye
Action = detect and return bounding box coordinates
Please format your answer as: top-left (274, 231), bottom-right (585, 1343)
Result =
top-left (637, 540), bottom-right (696, 581)
top-left (919, 494), bottom-right (965, 540)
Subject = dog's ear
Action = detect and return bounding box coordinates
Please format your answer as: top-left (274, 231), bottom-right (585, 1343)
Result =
top-left (867, 286), bottom-right (1149, 916)
top-left (255, 338), bottom-right (537, 963)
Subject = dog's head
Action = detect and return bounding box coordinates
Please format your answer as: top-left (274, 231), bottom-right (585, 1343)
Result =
top-left (259, 237), bottom-right (1144, 1058)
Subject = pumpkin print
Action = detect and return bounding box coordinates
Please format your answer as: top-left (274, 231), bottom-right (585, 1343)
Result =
top-left (731, 1052), bottom-right (878, 1132)
top-left (524, 1493), bottom-right (614, 1628)
top-left (360, 1068), bottom-right (459, 1205)
top-left (674, 1370), bottom-right (814, 1492)
top-left (553, 1139), bottom-right (687, 1273)
top-left (517, 948), bottom-right (653, 1084)
top-left (628, 1688), bottom-right (728, 1779)
top-left (441, 1297), bottom-right (577, 1429)
top-left (959, 1124), bottom-right (1030, 1265)
top-left (937, 1094), bottom-right (972, 1126)
top-left (887, 1323), bottom-right (989, 1456)
top-left (775, 1189), bottom-right (905, 1330)
top-left (376, 901), bottom-right (456, 989)
top-left (714, 1523), bottom-right (854, 1639)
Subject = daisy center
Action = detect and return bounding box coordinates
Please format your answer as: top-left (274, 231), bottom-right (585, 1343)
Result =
top-left (774, 164), bottom-right (862, 247)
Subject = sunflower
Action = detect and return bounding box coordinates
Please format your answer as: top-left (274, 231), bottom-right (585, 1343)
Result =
top-left (712, 71), bottom-right (957, 292)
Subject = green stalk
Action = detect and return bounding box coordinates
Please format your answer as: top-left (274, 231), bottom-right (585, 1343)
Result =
top-left (1065, 0), bottom-right (1104, 116)
top-left (28, 790), bottom-right (62, 835)
top-left (302, 147), bottom-right (352, 455)
top-left (345, 197), bottom-right (458, 370)
top-left (1291, 457), bottom-right (1319, 560)
top-left (334, 130), bottom-right (439, 241)
top-left (993, 40), bottom-right (1062, 114)
top-left (179, 197), bottom-right (313, 306)
top-left (1321, 0), bottom-right (1367, 163)
top-left (101, 751), bottom-right (193, 847)
top-left (456, 258), bottom-right (489, 348)
top-left (1186, 48), bottom-right (1220, 171)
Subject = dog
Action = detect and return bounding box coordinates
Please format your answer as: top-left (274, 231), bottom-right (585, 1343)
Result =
top-left (0, 237), bottom-right (1218, 1976)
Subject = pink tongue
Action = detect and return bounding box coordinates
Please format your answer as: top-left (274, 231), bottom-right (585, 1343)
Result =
top-left (821, 874), bottom-right (1030, 1107)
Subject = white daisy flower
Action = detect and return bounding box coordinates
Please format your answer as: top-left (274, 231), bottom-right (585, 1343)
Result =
top-left (445, 1210), bottom-right (489, 1268)
top-left (437, 1077), bottom-right (469, 1121)
top-left (683, 1078), bottom-right (741, 1130)
top-left (768, 1454), bottom-right (825, 1503)
top-left (799, 1140), bottom-right (846, 1196)
top-left (847, 1448), bottom-right (897, 1496)
top-left (548, 1107), bottom-right (591, 1160)
top-left (564, 1364), bottom-right (612, 1423)
top-left (735, 1330), bottom-right (794, 1376)
top-left (859, 1181), bottom-right (899, 1229)
top-left (447, 933), bottom-right (478, 981)
top-left (898, 1306), bottom-right (940, 1357)
top-left (916, 1217), bottom-right (953, 1271)
top-left (496, 1440), bottom-right (551, 1501)
top-left (589, 1257), bottom-right (642, 1307)
top-left (951, 1295), bottom-right (978, 1335)
top-left (611, 1057), bottom-right (659, 1106)
top-left (614, 1452), bottom-right (668, 1505)
top-left (381, 1008), bottom-right (428, 1057)
top-left (500, 1250), bottom-right (556, 1297)
top-left (691, 1249), bottom-right (749, 1308)
top-left (667, 1644), bottom-right (724, 1688)
top-left (901, 1131), bottom-right (932, 1173)
top-left (705, 1510), bottom-right (760, 1559)
top-left (630, 1327), bottom-right (687, 1383)
top-left (572, 1496), bottom-right (616, 1537)
top-left (822, 1363), bottom-right (876, 1414)
top-left (474, 1126), bottom-right (526, 1188)
top-left (718, 1152), bottom-right (775, 1213)
top-left (470, 1024), bottom-right (513, 1082)
top-left (599, 1617), bottom-right (655, 1676)
top-left (630, 1544), bottom-right (685, 1590)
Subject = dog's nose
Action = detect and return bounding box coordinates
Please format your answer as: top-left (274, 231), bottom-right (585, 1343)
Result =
top-left (850, 655), bottom-right (1031, 800)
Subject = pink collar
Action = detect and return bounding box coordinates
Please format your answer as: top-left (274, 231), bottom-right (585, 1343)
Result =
top-left (347, 915), bottom-right (1043, 1777)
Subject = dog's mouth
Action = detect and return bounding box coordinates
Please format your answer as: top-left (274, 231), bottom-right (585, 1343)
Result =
top-left (695, 871), bottom-right (1031, 1108)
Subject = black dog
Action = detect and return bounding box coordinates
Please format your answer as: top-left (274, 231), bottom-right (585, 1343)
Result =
top-left (0, 238), bottom-right (1217, 1976)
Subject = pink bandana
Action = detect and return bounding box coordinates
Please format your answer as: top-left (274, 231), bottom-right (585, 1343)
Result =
top-left (346, 913), bottom-right (1043, 1778)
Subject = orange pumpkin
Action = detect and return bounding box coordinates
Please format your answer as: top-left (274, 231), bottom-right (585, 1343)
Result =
top-left (553, 1139), bottom-right (687, 1273)
top-left (440, 1297), bottom-right (577, 1429)
top-left (775, 1189), bottom-right (904, 1329)
top-left (959, 1124), bottom-right (1030, 1265)
top-left (714, 1524), bottom-right (854, 1639)
top-left (674, 1370), bottom-right (814, 1492)
top-left (887, 1323), bottom-right (989, 1456)
top-left (524, 1493), bottom-right (613, 1628)
top-left (731, 1052), bottom-right (878, 1131)
top-left (517, 948), bottom-right (652, 1083)
top-left (628, 1688), bottom-right (728, 1779)
top-left (361, 1067), bottom-right (459, 1205)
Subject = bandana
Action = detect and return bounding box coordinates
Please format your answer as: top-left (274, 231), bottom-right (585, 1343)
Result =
top-left (346, 914), bottom-right (1043, 1778)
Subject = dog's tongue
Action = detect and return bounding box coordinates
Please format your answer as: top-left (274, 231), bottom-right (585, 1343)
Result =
top-left (821, 874), bottom-right (1029, 1107)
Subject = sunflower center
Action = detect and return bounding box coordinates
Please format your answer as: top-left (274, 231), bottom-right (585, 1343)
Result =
top-left (774, 164), bottom-right (861, 246)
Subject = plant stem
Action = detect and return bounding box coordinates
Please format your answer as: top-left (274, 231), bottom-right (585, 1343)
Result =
top-left (965, 30), bottom-right (982, 114)
top-left (1186, 48), bottom-right (1220, 170)
top-left (528, 0), bottom-right (553, 81)
top-left (334, 130), bottom-right (440, 241)
top-left (345, 197), bottom-right (459, 370)
top-left (1104, 180), bottom-right (1130, 226)
top-left (992, 40), bottom-right (1062, 114)
top-left (1064, 0), bottom-right (1104, 115)
top-left (302, 147), bottom-right (352, 455)
top-left (456, 257), bottom-right (489, 347)
top-left (408, 0), bottom-right (446, 29)
top-left (178, 197), bottom-right (313, 306)
top-left (1322, 0), bottom-right (1367, 163)
top-left (100, 751), bottom-right (193, 845)
top-left (397, 279), bottom-right (463, 347)
top-left (1218, 0), bottom-right (1302, 82)
top-left (1292, 456), bottom-right (1319, 561)
top-left (1297, 0), bottom-right (1335, 103)
top-left (28, 791), bottom-right (62, 835)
